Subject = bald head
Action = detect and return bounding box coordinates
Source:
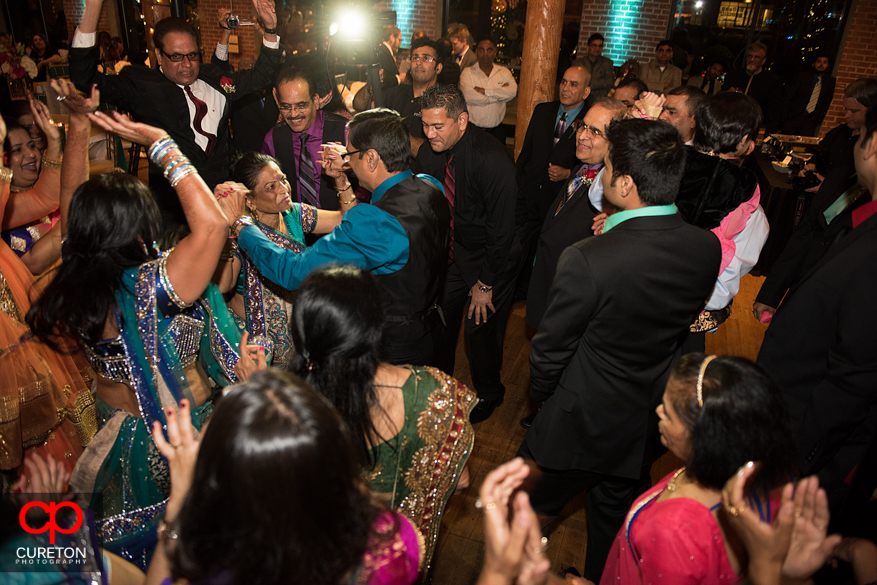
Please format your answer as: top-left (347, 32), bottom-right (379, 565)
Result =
top-left (560, 66), bottom-right (591, 110)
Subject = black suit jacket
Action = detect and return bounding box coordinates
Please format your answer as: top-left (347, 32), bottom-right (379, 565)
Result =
top-left (524, 214), bottom-right (721, 478)
top-left (516, 101), bottom-right (588, 227)
top-left (376, 43), bottom-right (400, 90)
top-left (526, 163), bottom-right (598, 329)
top-left (757, 207), bottom-right (877, 481)
top-left (70, 44), bottom-right (281, 227)
top-left (784, 71), bottom-right (836, 126)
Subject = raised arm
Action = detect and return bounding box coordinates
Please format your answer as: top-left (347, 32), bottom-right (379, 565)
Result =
top-left (88, 111), bottom-right (229, 304)
top-left (77, 0), bottom-right (102, 35)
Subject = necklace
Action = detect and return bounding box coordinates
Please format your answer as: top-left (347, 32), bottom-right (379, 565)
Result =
top-left (666, 467), bottom-right (687, 492)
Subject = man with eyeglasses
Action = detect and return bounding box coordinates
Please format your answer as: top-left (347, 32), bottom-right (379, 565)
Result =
top-left (641, 40), bottom-right (682, 94)
top-left (572, 33), bottom-right (615, 97)
top-left (70, 0), bottom-right (282, 231)
top-left (415, 84), bottom-right (518, 424)
top-left (234, 109), bottom-right (450, 367)
top-left (459, 37), bottom-right (517, 145)
top-left (722, 41), bottom-right (783, 133)
top-left (382, 37), bottom-right (444, 156)
top-left (261, 67), bottom-right (352, 220)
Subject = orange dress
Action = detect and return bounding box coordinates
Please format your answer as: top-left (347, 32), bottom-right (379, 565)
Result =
top-left (0, 178), bottom-right (96, 476)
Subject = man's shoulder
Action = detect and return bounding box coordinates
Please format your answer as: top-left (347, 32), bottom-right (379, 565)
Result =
top-left (531, 101), bottom-right (559, 120)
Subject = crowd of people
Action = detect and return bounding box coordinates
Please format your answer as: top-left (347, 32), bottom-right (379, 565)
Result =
top-left (0, 1), bottom-right (876, 584)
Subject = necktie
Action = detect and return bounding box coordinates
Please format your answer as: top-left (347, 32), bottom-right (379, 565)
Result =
top-left (455, 54), bottom-right (462, 64)
top-left (806, 76), bottom-right (822, 114)
top-left (554, 111), bottom-right (567, 145)
top-left (823, 182), bottom-right (863, 225)
top-left (184, 85), bottom-right (216, 156)
top-left (556, 166), bottom-right (588, 215)
top-left (298, 133), bottom-right (319, 207)
top-left (443, 155), bottom-right (456, 262)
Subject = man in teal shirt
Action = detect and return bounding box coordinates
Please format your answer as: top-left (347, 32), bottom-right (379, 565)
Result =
top-left (233, 110), bottom-right (450, 367)
top-left (516, 118), bottom-right (722, 583)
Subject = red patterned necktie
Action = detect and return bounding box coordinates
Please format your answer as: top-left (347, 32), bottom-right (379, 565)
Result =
top-left (443, 155), bottom-right (456, 262)
top-left (184, 85), bottom-right (216, 156)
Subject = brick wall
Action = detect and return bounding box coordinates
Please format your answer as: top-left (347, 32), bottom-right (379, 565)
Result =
top-left (576, 0), bottom-right (672, 67)
top-left (819, 0), bottom-right (877, 136)
top-left (63, 0), bottom-right (111, 40)
top-left (198, 0), bottom-right (258, 69)
top-left (372, 0), bottom-right (438, 46)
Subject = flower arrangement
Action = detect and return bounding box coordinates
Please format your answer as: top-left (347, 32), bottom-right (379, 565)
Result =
top-left (220, 76), bottom-right (236, 94)
top-left (0, 43), bottom-right (38, 80)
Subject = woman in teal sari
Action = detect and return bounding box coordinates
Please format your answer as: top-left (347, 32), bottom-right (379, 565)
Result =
top-left (28, 103), bottom-right (240, 571)
top-left (214, 153), bottom-right (350, 368)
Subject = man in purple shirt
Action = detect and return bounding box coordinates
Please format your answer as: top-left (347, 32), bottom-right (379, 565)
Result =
top-left (263, 67), bottom-right (350, 212)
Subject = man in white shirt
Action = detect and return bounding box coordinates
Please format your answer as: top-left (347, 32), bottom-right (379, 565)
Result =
top-left (459, 38), bottom-right (517, 145)
top-left (70, 0), bottom-right (282, 231)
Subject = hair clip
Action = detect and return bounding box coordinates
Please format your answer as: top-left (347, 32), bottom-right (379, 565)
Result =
top-left (696, 355), bottom-right (717, 408)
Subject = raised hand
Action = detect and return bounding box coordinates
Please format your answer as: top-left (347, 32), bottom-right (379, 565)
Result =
top-left (51, 79), bottom-right (99, 116)
top-left (252, 0), bottom-right (277, 29)
top-left (87, 110), bottom-right (168, 148)
top-left (782, 475), bottom-right (842, 581)
top-left (151, 399), bottom-right (200, 520)
top-left (214, 181), bottom-right (250, 226)
top-left (234, 331), bottom-right (268, 383)
top-left (12, 453), bottom-right (70, 498)
top-left (29, 95), bottom-right (61, 146)
top-left (317, 142), bottom-right (350, 179)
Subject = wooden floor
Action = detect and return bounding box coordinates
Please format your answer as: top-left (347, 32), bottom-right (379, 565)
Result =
top-left (428, 274), bottom-right (771, 583)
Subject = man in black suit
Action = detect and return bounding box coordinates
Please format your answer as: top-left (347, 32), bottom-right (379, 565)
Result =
top-left (70, 0), bottom-right (281, 231)
top-left (415, 84), bottom-right (518, 424)
top-left (525, 96), bottom-right (626, 331)
top-left (376, 25), bottom-right (405, 90)
top-left (781, 55), bottom-right (837, 136)
top-left (517, 118), bottom-right (721, 583)
top-left (756, 98), bottom-right (877, 523)
top-left (515, 65), bottom-right (591, 297)
top-left (722, 42), bottom-right (783, 134)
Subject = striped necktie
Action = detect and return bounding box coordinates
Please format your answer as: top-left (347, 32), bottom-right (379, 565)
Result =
top-left (554, 111), bottom-right (567, 145)
top-left (298, 133), bottom-right (319, 207)
top-left (443, 155), bottom-right (456, 262)
top-left (806, 76), bottom-right (822, 114)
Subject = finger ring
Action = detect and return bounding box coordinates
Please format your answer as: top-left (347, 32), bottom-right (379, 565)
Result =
top-left (485, 502), bottom-right (497, 510)
top-left (541, 536), bottom-right (548, 546)
top-left (534, 546), bottom-right (544, 554)
top-left (723, 500), bottom-right (740, 517)
top-left (474, 498), bottom-right (483, 509)
top-left (56, 95), bottom-right (66, 102)
top-left (794, 511), bottom-right (802, 518)
top-left (172, 444), bottom-right (181, 449)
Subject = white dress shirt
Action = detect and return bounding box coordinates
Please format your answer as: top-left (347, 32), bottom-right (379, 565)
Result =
top-left (459, 64), bottom-right (517, 129)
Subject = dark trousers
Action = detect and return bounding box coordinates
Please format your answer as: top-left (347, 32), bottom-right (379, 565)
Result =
top-left (436, 238), bottom-right (523, 402)
top-left (517, 440), bottom-right (652, 583)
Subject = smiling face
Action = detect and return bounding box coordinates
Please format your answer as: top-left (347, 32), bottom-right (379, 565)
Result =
top-left (7, 128), bottom-right (41, 189)
top-left (707, 62), bottom-right (724, 80)
top-left (656, 387), bottom-right (693, 461)
top-left (249, 162), bottom-right (293, 216)
top-left (33, 35), bottom-right (46, 50)
top-left (155, 31), bottom-right (201, 86)
top-left (421, 107), bottom-right (467, 153)
top-left (576, 105), bottom-right (613, 165)
top-left (275, 78), bottom-right (318, 134)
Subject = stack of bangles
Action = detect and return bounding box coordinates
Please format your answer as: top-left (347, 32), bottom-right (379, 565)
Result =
top-left (334, 183), bottom-right (356, 205)
top-left (149, 136), bottom-right (197, 187)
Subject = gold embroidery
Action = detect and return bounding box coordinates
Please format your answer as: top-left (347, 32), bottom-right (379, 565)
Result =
top-left (9, 235), bottom-right (27, 253)
top-left (66, 386), bottom-right (98, 447)
top-left (0, 272), bottom-right (24, 323)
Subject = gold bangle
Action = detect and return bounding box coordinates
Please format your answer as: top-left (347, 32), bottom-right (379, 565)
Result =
top-left (157, 518), bottom-right (179, 542)
top-left (41, 155), bottom-right (63, 170)
top-left (0, 168), bottom-right (12, 183)
top-left (339, 194), bottom-right (357, 205)
top-left (333, 183), bottom-right (352, 193)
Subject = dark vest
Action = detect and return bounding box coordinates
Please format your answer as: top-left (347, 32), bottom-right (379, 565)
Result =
top-left (677, 147), bottom-right (758, 229)
top-left (272, 112), bottom-right (348, 211)
top-left (372, 175), bottom-right (451, 343)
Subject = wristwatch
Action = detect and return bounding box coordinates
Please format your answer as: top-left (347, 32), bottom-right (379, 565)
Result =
top-left (477, 282), bottom-right (492, 293)
top-left (263, 26), bottom-right (278, 35)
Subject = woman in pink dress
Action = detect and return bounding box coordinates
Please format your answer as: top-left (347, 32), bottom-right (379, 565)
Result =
top-left (600, 354), bottom-right (798, 585)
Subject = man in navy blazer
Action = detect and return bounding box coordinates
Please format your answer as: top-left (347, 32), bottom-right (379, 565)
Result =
top-left (70, 0), bottom-right (282, 231)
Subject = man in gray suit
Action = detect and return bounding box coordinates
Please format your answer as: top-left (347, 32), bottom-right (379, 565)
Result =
top-left (449, 25), bottom-right (477, 71)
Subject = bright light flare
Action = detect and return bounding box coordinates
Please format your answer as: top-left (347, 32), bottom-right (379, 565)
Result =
top-left (330, 9), bottom-right (366, 38)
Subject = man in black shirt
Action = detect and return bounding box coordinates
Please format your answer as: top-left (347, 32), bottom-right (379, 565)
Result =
top-left (415, 84), bottom-right (519, 424)
top-left (384, 37), bottom-right (443, 157)
top-left (722, 42), bottom-right (783, 133)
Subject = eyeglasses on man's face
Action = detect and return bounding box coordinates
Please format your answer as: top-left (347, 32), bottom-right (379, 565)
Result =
top-left (341, 149), bottom-right (363, 161)
top-left (278, 100), bottom-right (313, 113)
top-left (578, 124), bottom-right (604, 139)
top-left (411, 54), bottom-right (437, 63)
top-left (160, 49), bottom-right (201, 62)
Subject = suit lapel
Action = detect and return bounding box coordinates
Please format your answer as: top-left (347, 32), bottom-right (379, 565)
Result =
top-left (552, 105), bottom-right (587, 151)
top-left (545, 164), bottom-right (585, 229)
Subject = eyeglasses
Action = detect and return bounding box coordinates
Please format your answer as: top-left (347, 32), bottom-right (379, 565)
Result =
top-left (341, 149), bottom-right (363, 161)
top-left (160, 49), bottom-right (201, 62)
top-left (578, 124), bottom-right (604, 139)
top-left (411, 54), bottom-right (437, 63)
top-left (278, 100), bottom-right (312, 113)
top-left (589, 43), bottom-right (604, 48)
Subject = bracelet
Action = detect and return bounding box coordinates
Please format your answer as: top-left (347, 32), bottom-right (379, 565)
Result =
top-left (476, 281), bottom-right (493, 293)
top-left (219, 23), bottom-right (230, 30)
top-left (157, 518), bottom-right (179, 543)
top-left (148, 136), bottom-right (175, 164)
top-left (339, 193), bottom-right (357, 205)
top-left (263, 26), bottom-right (278, 35)
top-left (169, 164), bottom-right (197, 187)
top-left (41, 155), bottom-right (63, 170)
top-left (333, 183), bottom-right (352, 193)
top-left (0, 168), bottom-right (12, 183)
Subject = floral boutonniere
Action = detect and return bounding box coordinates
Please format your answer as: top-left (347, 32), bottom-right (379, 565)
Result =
top-left (220, 76), bottom-right (236, 94)
top-left (567, 165), bottom-right (603, 197)
top-left (570, 118), bottom-right (585, 133)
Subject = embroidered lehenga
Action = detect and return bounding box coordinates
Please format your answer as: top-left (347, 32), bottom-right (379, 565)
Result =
top-left (70, 252), bottom-right (241, 570)
top-left (366, 366), bottom-right (476, 572)
top-left (0, 181), bottom-right (95, 479)
top-left (230, 204), bottom-right (316, 368)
